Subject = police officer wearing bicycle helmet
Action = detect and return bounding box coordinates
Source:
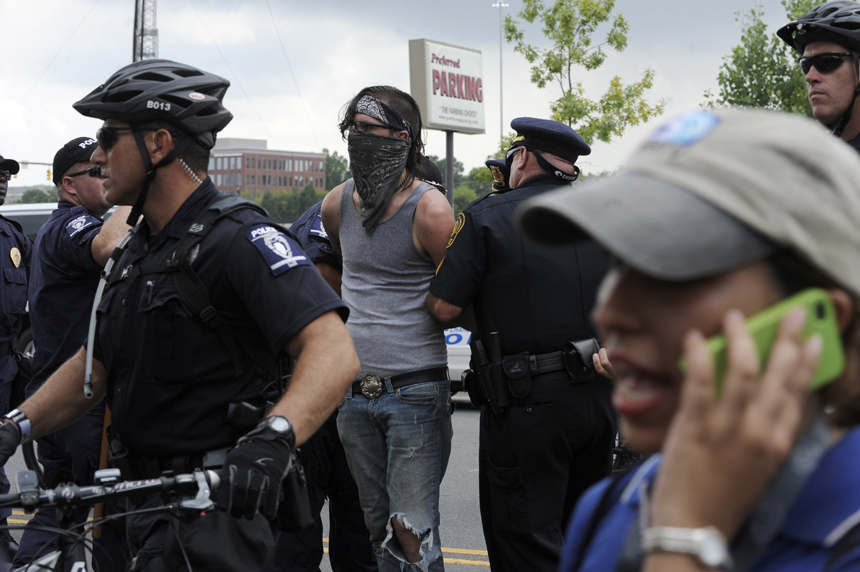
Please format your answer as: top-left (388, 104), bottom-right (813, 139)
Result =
top-left (0, 60), bottom-right (358, 571)
top-left (779, 1), bottom-right (860, 149)
top-left (427, 118), bottom-right (616, 572)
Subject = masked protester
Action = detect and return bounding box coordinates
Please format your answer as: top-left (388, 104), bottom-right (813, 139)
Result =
top-left (320, 86), bottom-right (455, 572)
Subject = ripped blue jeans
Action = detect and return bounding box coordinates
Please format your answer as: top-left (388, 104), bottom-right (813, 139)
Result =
top-left (337, 379), bottom-right (452, 572)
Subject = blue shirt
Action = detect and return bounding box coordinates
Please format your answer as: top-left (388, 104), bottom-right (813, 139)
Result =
top-left (0, 214), bottom-right (32, 391)
top-left (27, 202), bottom-right (103, 393)
top-left (290, 201), bottom-right (340, 269)
top-left (561, 427), bottom-right (860, 571)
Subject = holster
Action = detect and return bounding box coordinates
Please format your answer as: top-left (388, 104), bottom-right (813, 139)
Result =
top-left (563, 338), bottom-right (601, 384)
top-left (488, 332), bottom-right (511, 412)
top-left (276, 450), bottom-right (314, 532)
top-left (462, 369), bottom-right (487, 409)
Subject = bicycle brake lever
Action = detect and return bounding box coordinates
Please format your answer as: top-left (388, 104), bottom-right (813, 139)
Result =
top-left (180, 470), bottom-right (216, 512)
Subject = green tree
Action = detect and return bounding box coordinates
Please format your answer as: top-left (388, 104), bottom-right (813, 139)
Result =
top-left (324, 148), bottom-right (350, 191)
top-left (703, 1), bottom-right (817, 115)
top-left (453, 185), bottom-right (477, 215)
top-left (20, 189), bottom-right (53, 203)
top-left (505, 0), bottom-right (665, 145)
top-left (426, 155), bottom-right (465, 187)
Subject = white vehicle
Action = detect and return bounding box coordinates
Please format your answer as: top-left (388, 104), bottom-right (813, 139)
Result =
top-left (444, 326), bottom-right (471, 383)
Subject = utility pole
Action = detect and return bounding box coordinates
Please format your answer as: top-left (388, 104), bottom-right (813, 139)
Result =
top-left (492, 2), bottom-right (508, 141)
top-left (133, 0), bottom-right (158, 62)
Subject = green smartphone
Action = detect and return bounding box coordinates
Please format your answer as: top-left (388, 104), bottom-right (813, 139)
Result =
top-left (679, 288), bottom-right (845, 396)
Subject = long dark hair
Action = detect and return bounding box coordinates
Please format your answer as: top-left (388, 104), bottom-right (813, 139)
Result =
top-left (339, 86), bottom-right (429, 181)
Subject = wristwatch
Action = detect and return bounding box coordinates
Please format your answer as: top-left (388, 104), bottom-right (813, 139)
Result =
top-left (642, 526), bottom-right (732, 570)
top-left (3, 409), bottom-right (31, 444)
top-left (260, 415), bottom-right (296, 450)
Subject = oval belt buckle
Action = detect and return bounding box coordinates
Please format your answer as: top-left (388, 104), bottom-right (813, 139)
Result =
top-left (360, 373), bottom-right (384, 399)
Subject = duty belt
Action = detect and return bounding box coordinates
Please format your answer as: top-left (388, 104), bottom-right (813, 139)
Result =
top-left (351, 367), bottom-right (449, 400)
top-left (114, 446), bottom-right (230, 481)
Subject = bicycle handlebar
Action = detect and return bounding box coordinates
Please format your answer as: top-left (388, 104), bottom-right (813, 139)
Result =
top-left (0, 469), bottom-right (221, 513)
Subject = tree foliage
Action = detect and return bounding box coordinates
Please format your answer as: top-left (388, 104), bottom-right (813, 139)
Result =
top-left (20, 189), bottom-right (53, 204)
top-left (261, 184), bottom-right (327, 223)
top-left (505, 0), bottom-right (665, 145)
top-left (703, 0), bottom-right (817, 115)
top-left (324, 148), bottom-right (350, 191)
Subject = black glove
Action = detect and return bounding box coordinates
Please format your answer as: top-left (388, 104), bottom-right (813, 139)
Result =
top-left (217, 418), bottom-right (294, 521)
top-left (0, 421), bottom-right (20, 467)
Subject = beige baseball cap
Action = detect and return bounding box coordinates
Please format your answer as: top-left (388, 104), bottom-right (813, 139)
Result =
top-left (517, 108), bottom-right (860, 298)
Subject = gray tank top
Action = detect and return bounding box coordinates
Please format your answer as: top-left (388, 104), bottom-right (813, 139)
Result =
top-left (339, 179), bottom-right (447, 379)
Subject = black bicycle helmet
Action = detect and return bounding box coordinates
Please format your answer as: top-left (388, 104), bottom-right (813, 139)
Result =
top-left (74, 60), bottom-right (232, 225)
top-left (778, 1), bottom-right (860, 137)
top-left (73, 59), bottom-right (232, 149)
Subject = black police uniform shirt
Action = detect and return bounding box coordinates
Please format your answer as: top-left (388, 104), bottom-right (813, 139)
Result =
top-left (290, 201), bottom-right (340, 269)
top-left (430, 173), bottom-right (610, 356)
top-left (0, 215), bottom-right (31, 391)
top-left (92, 179), bottom-right (348, 457)
top-left (28, 202), bottom-right (104, 394)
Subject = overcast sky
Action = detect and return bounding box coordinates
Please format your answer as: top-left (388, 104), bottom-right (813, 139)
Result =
top-left (1, 0), bottom-right (799, 187)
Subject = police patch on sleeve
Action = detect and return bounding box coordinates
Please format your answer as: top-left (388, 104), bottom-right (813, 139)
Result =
top-left (447, 213), bottom-right (465, 248)
top-left (310, 211), bottom-right (328, 240)
top-left (65, 213), bottom-right (99, 238)
top-left (247, 224), bottom-right (310, 275)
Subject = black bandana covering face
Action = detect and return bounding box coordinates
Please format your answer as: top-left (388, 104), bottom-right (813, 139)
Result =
top-left (348, 131), bottom-right (412, 233)
top-left (348, 95), bottom-right (415, 232)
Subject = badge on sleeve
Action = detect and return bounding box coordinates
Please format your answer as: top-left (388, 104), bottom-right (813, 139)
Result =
top-left (9, 248), bottom-right (20, 268)
top-left (247, 224), bottom-right (310, 276)
top-left (310, 212), bottom-right (328, 239)
top-left (65, 214), bottom-right (98, 238)
top-left (447, 213), bottom-right (465, 248)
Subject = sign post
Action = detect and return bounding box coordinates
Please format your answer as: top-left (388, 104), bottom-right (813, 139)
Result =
top-left (410, 39), bottom-right (486, 206)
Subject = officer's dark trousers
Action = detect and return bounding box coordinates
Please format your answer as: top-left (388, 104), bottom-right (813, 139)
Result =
top-left (126, 494), bottom-right (276, 572)
top-left (479, 374), bottom-right (616, 572)
top-left (13, 404), bottom-right (129, 570)
top-left (273, 412), bottom-right (377, 572)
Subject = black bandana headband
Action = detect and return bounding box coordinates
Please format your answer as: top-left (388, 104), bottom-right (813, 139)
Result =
top-left (356, 96), bottom-right (414, 140)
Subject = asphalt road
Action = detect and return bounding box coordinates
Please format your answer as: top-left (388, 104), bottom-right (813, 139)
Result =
top-left (2, 398), bottom-right (490, 570)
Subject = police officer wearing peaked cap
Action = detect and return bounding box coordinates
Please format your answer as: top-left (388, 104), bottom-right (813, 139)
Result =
top-left (0, 152), bottom-right (31, 561)
top-left (485, 158), bottom-right (510, 193)
top-left (0, 60), bottom-right (359, 571)
top-left (426, 117), bottom-right (616, 572)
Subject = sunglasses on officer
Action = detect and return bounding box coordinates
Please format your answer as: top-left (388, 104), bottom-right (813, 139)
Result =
top-left (0, 171), bottom-right (9, 183)
top-left (505, 146), bottom-right (522, 168)
top-left (66, 165), bottom-right (102, 178)
top-left (96, 127), bottom-right (135, 152)
top-left (799, 52), bottom-right (853, 75)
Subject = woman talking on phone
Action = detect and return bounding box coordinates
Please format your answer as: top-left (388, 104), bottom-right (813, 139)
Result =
top-left (518, 108), bottom-right (860, 572)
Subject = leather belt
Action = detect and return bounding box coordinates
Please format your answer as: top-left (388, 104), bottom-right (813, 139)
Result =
top-left (351, 367), bottom-right (449, 399)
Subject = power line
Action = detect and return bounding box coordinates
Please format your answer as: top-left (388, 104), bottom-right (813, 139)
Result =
top-left (264, 0), bottom-right (320, 150)
top-left (185, 0), bottom-right (279, 148)
top-left (0, 0), bottom-right (101, 134)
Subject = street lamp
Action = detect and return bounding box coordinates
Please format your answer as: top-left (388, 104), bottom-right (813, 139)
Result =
top-left (492, 1), bottom-right (508, 142)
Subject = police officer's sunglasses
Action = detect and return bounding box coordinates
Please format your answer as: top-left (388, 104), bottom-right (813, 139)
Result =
top-left (66, 165), bottom-right (102, 178)
top-left (349, 120), bottom-right (396, 133)
top-left (96, 127), bottom-right (135, 152)
top-left (799, 52), bottom-right (853, 75)
top-left (0, 171), bottom-right (9, 182)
